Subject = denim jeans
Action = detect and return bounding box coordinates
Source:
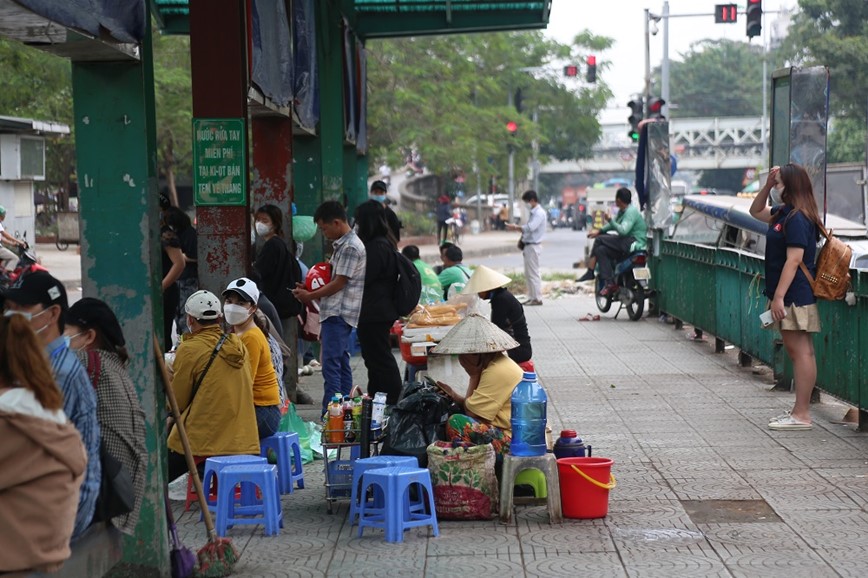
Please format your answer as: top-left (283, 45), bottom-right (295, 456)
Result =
top-left (320, 316), bottom-right (353, 412)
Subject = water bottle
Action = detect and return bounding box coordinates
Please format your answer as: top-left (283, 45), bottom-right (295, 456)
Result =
top-left (553, 430), bottom-right (591, 459)
top-left (371, 392), bottom-right (387, 431)
top-left (510, 371), bottom-right (548, 456)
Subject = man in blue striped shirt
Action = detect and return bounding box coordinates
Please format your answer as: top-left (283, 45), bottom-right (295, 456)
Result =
top-left (4, 271), bottom-right (101, 540)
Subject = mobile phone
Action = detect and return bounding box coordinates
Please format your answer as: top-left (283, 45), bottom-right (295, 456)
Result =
top-left (759, 309), bottom-right (784, 327)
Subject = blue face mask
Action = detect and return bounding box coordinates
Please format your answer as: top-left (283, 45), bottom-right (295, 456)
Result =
top-left (371, 194), bottom-right (387, 203)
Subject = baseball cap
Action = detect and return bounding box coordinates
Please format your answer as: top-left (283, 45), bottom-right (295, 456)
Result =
top-left (2, 271), bottom-right (68, 313)
top-left (66, 298), bottom-right (125, 348)
top-left (370, 180), bottom-right (388, 193)
top-left (222, 277), bottom-right (260, 304)
top-left (184, 290), bottom-right (221, 321)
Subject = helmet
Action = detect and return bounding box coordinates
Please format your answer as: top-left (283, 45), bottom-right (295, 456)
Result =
top-left (0, 205), bottom-right (6, 216)
top-left (305, 262), bottom-right (332, 291)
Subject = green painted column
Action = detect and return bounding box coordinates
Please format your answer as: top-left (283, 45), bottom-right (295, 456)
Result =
top-left (318, 1), bottom-right (345, 206)
top-left (292, 136), bottom-right (324, 263)
top-left (71, 26), bottom-right (169, 577)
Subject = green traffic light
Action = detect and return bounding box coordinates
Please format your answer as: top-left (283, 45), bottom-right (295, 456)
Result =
top-left (629, 130), bottom-right (640, 142)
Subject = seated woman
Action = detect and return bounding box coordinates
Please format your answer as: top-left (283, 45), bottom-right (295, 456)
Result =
top-left (462, 265), bottom-right (533, 370)
top-left (0, 313), bottom-right (87, 574)
top-left (222, 277), bottom-right (282, 439)
top-left (430, 314), bottom-right (523, 455)
top-left (65, 298), bottom-right (147, 535)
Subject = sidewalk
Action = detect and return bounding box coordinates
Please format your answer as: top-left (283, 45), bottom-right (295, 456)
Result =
top-left (173, 292), bottom-right (868, 577)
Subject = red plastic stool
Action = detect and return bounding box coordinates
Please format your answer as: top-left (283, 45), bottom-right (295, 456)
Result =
top-left (184, 456), bottom-right (209, 511)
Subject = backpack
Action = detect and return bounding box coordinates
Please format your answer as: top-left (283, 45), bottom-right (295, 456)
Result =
top-left (800, 225), bottom-right (852, 300)
top-left (275, 241), bottom-right (303, 318)
top-left (394, 250), bottom-right (422, 317)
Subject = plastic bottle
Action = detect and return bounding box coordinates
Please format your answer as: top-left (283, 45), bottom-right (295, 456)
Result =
top-left (510, 371), bottom-right (548, 456)
top-left (553, 430), bottom-right (591, 459)
top-left (371, 392), bottom-right (387, 430)
top-left (343, 406), bottom-right (356, 443)
top-left (352, 396), bottom-right (363, 432)
top-left (327, 395), bottom-right (344, 443)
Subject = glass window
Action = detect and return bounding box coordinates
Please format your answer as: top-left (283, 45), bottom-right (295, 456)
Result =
top-left (671, 207), bottom-right (723, 245)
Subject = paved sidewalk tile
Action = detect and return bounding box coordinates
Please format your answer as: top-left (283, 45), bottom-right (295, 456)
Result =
top-left (171, 292), bottom-right (868, 576)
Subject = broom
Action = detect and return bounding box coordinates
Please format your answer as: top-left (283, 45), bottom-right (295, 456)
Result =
top-left (154, 337), bottom-right (238, 577)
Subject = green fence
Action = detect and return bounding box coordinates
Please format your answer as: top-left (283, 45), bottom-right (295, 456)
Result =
top-left (653, 239), bottom-right (867, 428)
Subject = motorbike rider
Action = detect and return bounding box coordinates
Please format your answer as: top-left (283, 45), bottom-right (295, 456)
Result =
top-left (577, 188), bottom-right (647, 296)
top-left (0, 205), bottom-right (26, 271)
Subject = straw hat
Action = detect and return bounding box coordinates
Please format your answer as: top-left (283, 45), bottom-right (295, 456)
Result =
top-left (462, 265), bottom-right (511, 295)
top-left (430, 314), bottom-right (519, 355)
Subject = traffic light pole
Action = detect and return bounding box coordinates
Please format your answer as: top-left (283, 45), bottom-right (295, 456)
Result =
top-left (508, 145), bottom-right (515, 224)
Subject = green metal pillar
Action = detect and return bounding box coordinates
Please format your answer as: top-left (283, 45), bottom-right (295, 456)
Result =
top-left (71, 26), bottom-right (169, 577)
top-left (292, 135), bottom-right (324, 262)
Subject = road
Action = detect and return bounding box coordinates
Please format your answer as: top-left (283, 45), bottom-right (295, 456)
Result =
top-left (471, 226), bottom-right (590, 275)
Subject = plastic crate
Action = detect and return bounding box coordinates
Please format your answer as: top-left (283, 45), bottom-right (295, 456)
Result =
top-left (325, 459), bottom-right (354, 499)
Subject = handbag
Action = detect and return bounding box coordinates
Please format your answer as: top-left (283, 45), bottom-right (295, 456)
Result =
top-left (83, 351), bottom-right (136, 523)
top-left (517, 238), bottom-right (525, 251)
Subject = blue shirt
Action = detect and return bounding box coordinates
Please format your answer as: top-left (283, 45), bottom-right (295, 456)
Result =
top-left (48, 336), bottom-right (101, 539)
top-left (765, 205), bottom-right (818, 306)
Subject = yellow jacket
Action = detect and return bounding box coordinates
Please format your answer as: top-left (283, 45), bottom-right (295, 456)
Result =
top-left (168, 325), bottom-right (260, 456)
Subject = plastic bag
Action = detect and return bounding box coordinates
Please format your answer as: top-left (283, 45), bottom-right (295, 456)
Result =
top-left (278, 402), bottom-right (314, 463)
top-left (381, 381), bottom-right (453, 467)
top-left (427, 441), bottom-right (498, 520)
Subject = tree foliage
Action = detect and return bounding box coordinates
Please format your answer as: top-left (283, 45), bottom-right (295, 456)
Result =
top-left (365, 30), bottom-right (612, 191)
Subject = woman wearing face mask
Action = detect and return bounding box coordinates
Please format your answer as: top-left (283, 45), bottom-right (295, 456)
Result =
top-left (64, 298), bottom-right (147, 535)
top-left (222, 277), bottom-right (282, 439)
top-left (252, 205), bottom-right (301, 344)
top-left (750, 163), bottom-right (822, 431)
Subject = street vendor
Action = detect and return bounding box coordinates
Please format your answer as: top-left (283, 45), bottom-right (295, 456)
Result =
top-left (430, 314), bottom-right (523, 455)
top-left (462, 265), bottom-right (533, 369)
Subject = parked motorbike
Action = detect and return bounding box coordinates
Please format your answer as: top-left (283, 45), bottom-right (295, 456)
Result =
top-left (0, 235), bottom-right (47, 288)
top-left (595, 251), bottom-right (650, 321)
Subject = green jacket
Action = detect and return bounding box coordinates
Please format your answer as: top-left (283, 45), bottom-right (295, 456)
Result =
top-left (601, 204), bottom-right (647, 252)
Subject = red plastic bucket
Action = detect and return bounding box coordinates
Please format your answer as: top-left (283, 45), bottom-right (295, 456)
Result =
top-left (557, 457), bottom-right (616, 519)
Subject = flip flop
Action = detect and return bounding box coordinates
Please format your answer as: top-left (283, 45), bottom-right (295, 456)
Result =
top-left (768, 416), bottom-right (812, 431)
top-left (579, 313), bottom-right (601, 322)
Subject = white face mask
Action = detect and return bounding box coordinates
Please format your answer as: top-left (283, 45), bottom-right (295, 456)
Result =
top-left (770, 185), bottom-right (784, 205)
top-left (5, 308), bottom-right (50, 332)
top-left (255, 222), bottom-right (272, 237)
top-left (223, 303), bottom-right (252, 326)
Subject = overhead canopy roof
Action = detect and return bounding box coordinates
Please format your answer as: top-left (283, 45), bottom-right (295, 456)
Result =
top-left (151, 0), bottom-right (552, 38)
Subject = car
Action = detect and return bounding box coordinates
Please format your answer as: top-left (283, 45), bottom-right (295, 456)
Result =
top-left (462, 194), bottom-right (510, 207)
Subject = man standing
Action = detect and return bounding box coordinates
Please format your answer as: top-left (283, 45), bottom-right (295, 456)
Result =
top-left (293, 201), bottom-right (366, 413)
top-left (369, 180), bottom-right (402, 242)
top-left (167, 290), bottom-right (260, 481)
top-left (0, 205), bottom-right (26, 270)
top-left (578, 187), bottom-right (647, 296)
top-left (507, 190), bottom-right (546, 306)
top-left (3, 271), bottom-right (101, 539)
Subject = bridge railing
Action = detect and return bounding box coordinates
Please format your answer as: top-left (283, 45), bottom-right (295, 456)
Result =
top-left (652, 238), bottom-right (867, 429)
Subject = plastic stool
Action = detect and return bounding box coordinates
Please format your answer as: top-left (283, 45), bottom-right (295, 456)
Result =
top-left (202, 455), bottom-right (267, 513)
top-left (260, 431), bottom-right (304, 494)
top-left (348, 456), bottom-right (418, 525)
top-left (515, 467), bottom-right (547, 499)
top-left (499, 453), bottom-right (562, 524)
top-left (183, 456), bottom-right (208, 512)
top-left (214, 464), bottom-right (283, 537)
top-left (357, 466), bottom-right (439, 543)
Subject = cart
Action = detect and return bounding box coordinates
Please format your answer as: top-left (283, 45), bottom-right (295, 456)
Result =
top-left (55, 211), bottom-right (80, 251)
top-left (321, 427), bottom-right (383, 514)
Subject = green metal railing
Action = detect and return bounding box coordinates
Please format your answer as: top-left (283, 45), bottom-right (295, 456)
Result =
top-left (653, 238), bottom-right (867, 428)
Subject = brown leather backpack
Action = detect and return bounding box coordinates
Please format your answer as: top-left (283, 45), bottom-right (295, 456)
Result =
top-left (800, 225), bottom-right (852, 300)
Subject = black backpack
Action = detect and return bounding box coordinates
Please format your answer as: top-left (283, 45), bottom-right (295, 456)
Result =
top-left (394, 250), bottom-right (422, 317)
top-left (275, 241), bottom-right (303, 318)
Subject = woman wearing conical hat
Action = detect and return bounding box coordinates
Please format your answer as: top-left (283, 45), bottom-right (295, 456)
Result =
top-left (462, 266), bottom-right (533, 370)
top-left (430, 315), bottom-right (523, 455)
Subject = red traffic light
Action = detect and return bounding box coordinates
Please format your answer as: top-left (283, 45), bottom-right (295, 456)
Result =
top-left (714, 4), bottom-right (738, 23)
top-left (563, 65), bottom-right (578, 77)
top-left (506, 121), bottom-right (518, 134)
top-left (586, 55), bottom-right (596, 67)
top-left (648, 97), bottom-right (666, 116)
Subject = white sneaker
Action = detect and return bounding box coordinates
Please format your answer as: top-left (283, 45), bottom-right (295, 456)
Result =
top-left (167, 473), bottom-right (189, 501)
top-left (308, 360), bottom-right (322, 371)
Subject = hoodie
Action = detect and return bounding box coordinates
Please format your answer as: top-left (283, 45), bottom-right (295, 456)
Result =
top-left (0, 388), bottom-right (87, 573)
top-left (168, 325), bottom-right (260, 456)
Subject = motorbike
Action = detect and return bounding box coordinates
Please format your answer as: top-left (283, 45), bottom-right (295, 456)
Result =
top-left (595, 251), bottom-right (650, 321)
top-left (0, 235), bottom-right (47, 288)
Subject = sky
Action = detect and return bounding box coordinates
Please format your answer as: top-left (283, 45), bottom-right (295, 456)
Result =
top-left (544, 0), bottom-right (795, 124)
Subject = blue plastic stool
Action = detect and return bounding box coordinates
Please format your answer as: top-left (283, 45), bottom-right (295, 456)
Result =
top-left (260, 431), bottom-right (304, 494)
top-left (202, 455), bottom-right (267, 513)
top-left (357, 466), bottom-right (439, 543)
top-left (348, 456), bottom-right (418, 525)
top-left (214, 464), bottom-right (283, 537)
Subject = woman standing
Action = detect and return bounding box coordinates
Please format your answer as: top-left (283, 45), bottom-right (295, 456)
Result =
top-left (253, 204), bottom-right (300, 340)
top-left (160, 216), bottom-right (185, 352)
top-left (64, 298), bottom-right (147, 534)
top-left (222, 278), bottom-right (282, 439)
top-left (0, 314), bottom-right (87, 574)
top-left (354, 200), bottom-right (403, 405)
top-left (163, 207), bottom-right (199, 337)
top-left (749, 163), bottom-right (821, 430)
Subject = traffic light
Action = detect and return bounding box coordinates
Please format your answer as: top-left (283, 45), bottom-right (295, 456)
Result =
top-left (746, 0), bottom-right (762, 39)
top-left (506, 121), bottom-right (518, 136)
top-left (563, 64), bottom-right (578, 77)
top-left (627, 98), bottom-right (643, 142)
top-left (648, 97), bottom-right (666, 119)
top-left (586, 55), bottom-right (597, 83)
top-left (715, 4), bottom-right (738, 23)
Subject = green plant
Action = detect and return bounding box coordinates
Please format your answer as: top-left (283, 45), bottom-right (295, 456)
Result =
top-left (397, 210), bottom-right (435, 237)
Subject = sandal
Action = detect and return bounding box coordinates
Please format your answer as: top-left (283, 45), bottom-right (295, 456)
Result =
top-left (768, 412), bottom-right (791, 424)
top-left (768, 416), bottom-right (812, 431)
top-left (579, 313), bottom-right (601, 322)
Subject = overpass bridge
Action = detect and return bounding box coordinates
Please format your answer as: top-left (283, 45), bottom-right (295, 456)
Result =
top-left (542, 116), bottom-right (765, 174)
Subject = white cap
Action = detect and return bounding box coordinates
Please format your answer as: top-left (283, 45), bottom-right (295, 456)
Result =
top-left (185, 290), bottom-right (221, 321)
top-left (222, 277), bottom-right (260, 304)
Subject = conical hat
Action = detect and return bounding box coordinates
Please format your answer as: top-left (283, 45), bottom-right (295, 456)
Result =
top-left (430, 314), bottom-right (519, 355)
top-left (462, 265), bottom-right (511, 294)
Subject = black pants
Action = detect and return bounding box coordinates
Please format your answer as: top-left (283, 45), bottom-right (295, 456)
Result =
top-left (357, 321), bottom-right (403, 406)
top-left (168, 450), bottom-right (206, 484)
top-left (591, 235), bottom-right (635, 283)
top-left (437, 220), bottom-right (448, 244)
